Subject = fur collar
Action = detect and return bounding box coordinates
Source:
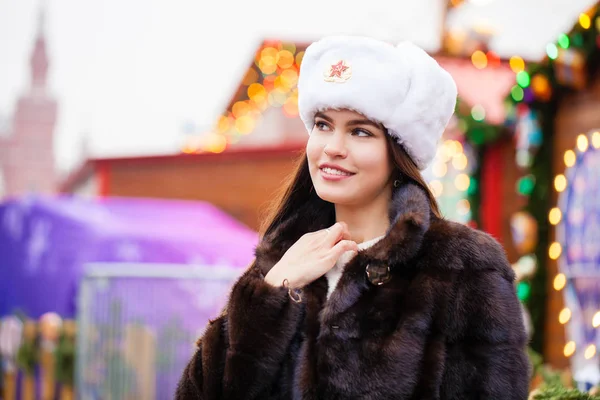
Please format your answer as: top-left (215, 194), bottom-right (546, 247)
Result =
top-left (253, 182), bottom-right (434, 373)
top-left (254, 182), bottom-right (432, 284)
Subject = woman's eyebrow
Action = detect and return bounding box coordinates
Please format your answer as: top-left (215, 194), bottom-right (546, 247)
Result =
top-left (346, 119), bottom-right (382, 129)
top-left (314, 112), bottom-right (334, 123)
top-left (314, 112), bottom-right (381, 130)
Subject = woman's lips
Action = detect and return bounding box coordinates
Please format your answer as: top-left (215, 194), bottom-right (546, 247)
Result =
top-left (319, 168), bottom-right (355, 181)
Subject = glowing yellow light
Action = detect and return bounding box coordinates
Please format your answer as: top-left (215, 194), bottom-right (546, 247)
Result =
top-left (471, 50), bottom-right (488, 69)
top-left (593, 312), bottom-right (600, 328)
top-left (204, 133), bottom-right (227, 153)
top-left (454, 141), bottom-right (464, 154)
top-left (277, 50), bottom-right (295, 69)
top-left (433, 162), bottom-right (448, 178)
top-left (430, 180), bottom-right (444, 198)
top-left (274, 76), bottom-right (291, 92)
top-left (564, 150), bottom-right (576, 167)
top-left (509, 56), bottom-right (525, 73)
top-left (549, 207), bottom-right (562, 225)
top-left (232, 101), bottom-right (251, 118)
top-left (455, 174), bottom-right (470, 192)
top-left (258, 59), bottom-right (277, 75)
top-left (216, 116), bottom-right (230, 134)
top-left (457, 199), bottom-right (471, 215)
top-left (585, 344), bottom-right (596, 359)
top-left (443, 140), bottom-right (459, 158)
top-left (592, 131), bottom-right (600, 149)
top-left (554, 273), bottom-right (566, 291)
top-left (258, 47), bottom-right (279, 75)
top-left (554, 175), bottom-right (567, 192)
top-left (247, 83), bottom-right (267, 102)
top-left (235, 115), bottom-right (255, 135)
top-left (564, 341), bottom-right (576, 357)
top-left (453, 153), bottom-right (468, 171)
top-left (559, 308), bottom-right (571, 324)
top-left (268, 89), bottom-right (287, 106)
top-left (280, 69), bottom-right (299, 88)
top-left (549, 242), bottom-right (562, 260)
top-left (181, 143), bottom-right (197, 154)
top-left (260, 47), bottom-right (279, 62)
top-left (577, 134), bottom-right (589, 152)
top-left (580, 13), bottom-right (591, 29)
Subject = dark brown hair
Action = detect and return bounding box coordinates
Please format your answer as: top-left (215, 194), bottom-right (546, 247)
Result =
top-left (259, 133), bottom-right (442, 239)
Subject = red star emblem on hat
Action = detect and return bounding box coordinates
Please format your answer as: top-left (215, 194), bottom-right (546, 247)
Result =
top-left (329, 60), bottom-right (349, 78)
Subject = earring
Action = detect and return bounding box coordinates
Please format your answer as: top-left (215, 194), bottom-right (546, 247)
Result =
top-left (393, 179), bottom-right (401, 188)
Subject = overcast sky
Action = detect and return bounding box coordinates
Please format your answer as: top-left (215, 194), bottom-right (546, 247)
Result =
top-left (0, 0), bottom-right (596, 175)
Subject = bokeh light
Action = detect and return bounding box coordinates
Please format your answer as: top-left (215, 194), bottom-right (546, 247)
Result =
top-left (577, 134), bottom-right (589, 152)
top-left (453, 153), bottom-right (468, 170)
top-left (511, 85), bottom-right (524, 101)
top-left (564, 149), bottom-right (576, 167)
top-left (455, 174), bottom-right (470, 191)
top-left (471, 105), bottom-right (486, 121)
top-left (554, 174), bottom-right (567, 192)
top-left (509, 56), bottom-right (525, 73)
top-left (546, 43), bottom-right (558, 60)
top-left (564, 341), bottom-right (576, 357)
top-left (548, 207), bottom-right (562, 225)
top-left (592, 131), bottom-right (600, 149)
top-left (585, 345), bottom-right (596, 359)
top-left (554, 273), bottom-right (566, 291)
top-left (471, 50), bottom-right (487, 69)
top-left (559, 308), bottom-right (571, 324)
top-left (580, 13), bottom-right (591, 29)
top-left (235, 115), bottom-right (255, 135)
top-left (430, 180), bottom-right (444, 198)
top-left (549, 242), bottom-right (562, 260)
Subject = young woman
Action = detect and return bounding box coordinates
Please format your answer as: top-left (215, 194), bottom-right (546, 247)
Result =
top-left (177, 36), bottom-right (530, 399)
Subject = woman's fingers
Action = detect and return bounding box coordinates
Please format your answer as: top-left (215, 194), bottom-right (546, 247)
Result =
top-left (323, 222), bottom-right (350, 245)
top-left (329, 239), bottom-right (358, 260)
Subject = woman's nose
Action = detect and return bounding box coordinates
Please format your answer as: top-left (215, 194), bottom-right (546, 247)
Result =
top-left (323, 131), bottom-right (347, 157)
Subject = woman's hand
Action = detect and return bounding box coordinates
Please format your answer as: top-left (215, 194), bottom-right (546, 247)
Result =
top-left (264, 222), bottom-right (358, 289)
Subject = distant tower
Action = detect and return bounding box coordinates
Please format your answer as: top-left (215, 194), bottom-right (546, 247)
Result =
top-left (0, 4), bottom-right (58, 198)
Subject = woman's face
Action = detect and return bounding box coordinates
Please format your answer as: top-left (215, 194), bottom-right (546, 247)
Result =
top-left (306, 109), bottom-right (394, 206)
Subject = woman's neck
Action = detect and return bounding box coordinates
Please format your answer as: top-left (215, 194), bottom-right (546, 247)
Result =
top-left (334, 193), bottom-right (390, 244)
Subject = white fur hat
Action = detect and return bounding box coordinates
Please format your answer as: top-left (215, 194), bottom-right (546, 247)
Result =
top-left (297, 35), bottom-right (457, 170)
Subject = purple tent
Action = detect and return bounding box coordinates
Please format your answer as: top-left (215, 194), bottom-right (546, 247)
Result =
top-left (0, 195), bottom-right (258, 319)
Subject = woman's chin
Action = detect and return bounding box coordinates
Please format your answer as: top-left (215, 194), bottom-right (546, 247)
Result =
top-left (314, 187), bottom-right (356, 205)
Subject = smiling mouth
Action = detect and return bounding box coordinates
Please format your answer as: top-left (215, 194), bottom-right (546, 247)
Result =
top-left (320, 167), bottom-right (356, 177)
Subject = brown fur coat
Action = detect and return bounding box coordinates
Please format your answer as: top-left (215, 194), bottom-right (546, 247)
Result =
top-left (176, 183), bottom-right (531, 399)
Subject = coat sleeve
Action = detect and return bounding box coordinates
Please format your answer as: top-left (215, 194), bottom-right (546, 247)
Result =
top-left (175, 262), bottom-right (303, 400)
top-left (449, 233), bottom-right (532, 400)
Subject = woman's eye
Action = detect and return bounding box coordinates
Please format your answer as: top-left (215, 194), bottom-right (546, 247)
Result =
top-left (352, 129), bottom-right (372, 137)
top-left (315, 121), bottom-right (331, 131)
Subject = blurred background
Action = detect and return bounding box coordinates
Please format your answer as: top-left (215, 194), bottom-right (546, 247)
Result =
top-left (0, 0), bottom-right (599, 398)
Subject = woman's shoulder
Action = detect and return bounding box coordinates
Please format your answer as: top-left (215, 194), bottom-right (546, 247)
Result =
top-left (425, 217), bottom-right (514, 281)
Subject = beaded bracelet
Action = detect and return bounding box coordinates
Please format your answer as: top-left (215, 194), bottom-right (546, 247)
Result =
top-left (282, 278), bottom-right (302, 303)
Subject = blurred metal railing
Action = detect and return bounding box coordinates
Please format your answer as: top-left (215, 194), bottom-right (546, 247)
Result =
top-left (76, 263), bottom-right (241, 400)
